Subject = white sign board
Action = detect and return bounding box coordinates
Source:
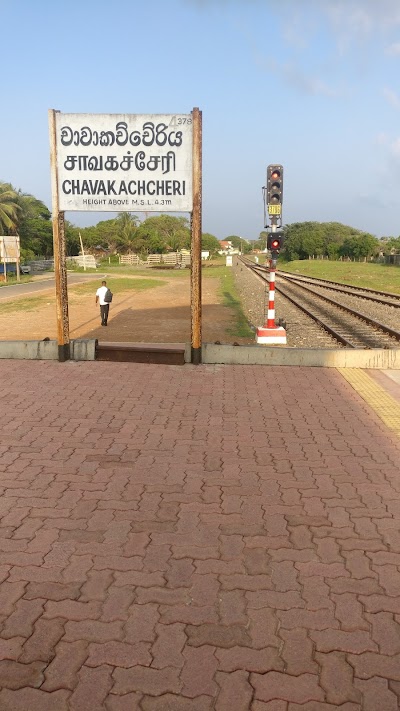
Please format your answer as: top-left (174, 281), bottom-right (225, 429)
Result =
top-left (0, 236), bottom-right (20, 262)
top-left (53, 113), bottom-right (193, 213)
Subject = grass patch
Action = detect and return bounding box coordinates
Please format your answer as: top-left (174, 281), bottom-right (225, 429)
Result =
top-left (219, 267), bottom-right (254, 339)
top-left (88, 264), bottom-right (190, 278)
top-left (70, 277), bottom-right (164, 296)
top-left (279, 260), bottom-right (400, 294)
top-left (0, 275), bottom-right (33, 288)
top-left (0, 296), bottom-right (49, 314)
top-left (200, 265), bottom-right (230, 280)
top-left (0, 277), bottom-right (165, 314)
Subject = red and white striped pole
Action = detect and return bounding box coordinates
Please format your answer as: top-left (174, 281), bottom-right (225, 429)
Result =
top-left (256, 246), bottom-right (287, 345)
top-left (266, 258), bottom-right (276, 328)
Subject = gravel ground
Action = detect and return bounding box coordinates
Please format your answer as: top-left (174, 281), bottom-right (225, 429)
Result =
top-left (232, 257), bottom-right (342, 348)
top-left (300, 282), bottom-right (400, 333)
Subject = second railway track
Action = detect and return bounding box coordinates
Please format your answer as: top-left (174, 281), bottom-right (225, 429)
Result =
top-left (240, 257), bottom-right (400, 349)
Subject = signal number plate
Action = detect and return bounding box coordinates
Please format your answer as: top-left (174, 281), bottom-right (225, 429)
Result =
top-left (268, 205), bottom-right (281, 215)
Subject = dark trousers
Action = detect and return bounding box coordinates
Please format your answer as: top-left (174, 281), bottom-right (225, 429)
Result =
top-left (100, 304), bottom-right (109, 325)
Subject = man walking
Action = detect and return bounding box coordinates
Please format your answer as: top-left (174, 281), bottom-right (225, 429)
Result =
top-left (95, 280), bottom-right (111, 326)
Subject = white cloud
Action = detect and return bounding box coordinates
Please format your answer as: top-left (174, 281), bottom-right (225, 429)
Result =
top-left (326, 1), bottom-right (400, 27)
top-left (385, 42), bottom-right (400, 56)
top-left (252, 50), bottom-right (342, 97)
top-left (383, 87), bottom-right (400, 110)
top-left (390, 137), bottom-right (400, 157)
top-left (376, 132), bottom-right (389, 145)
top-left (253, 0), bottom-right (400, 94)
top-left (376, 131), bottom-right (400, 163)
top-left (281, 63), bottom-right (341, 98)
top-left (298, 0), bottom-right (400, 34)
top-left (266, 0), bottom-right (400, 52)
top-left (193, 0), bottom-right (400, 97)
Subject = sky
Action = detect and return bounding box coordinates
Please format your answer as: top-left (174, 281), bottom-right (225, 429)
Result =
top-left (1, 0), bottom-right (400, 241)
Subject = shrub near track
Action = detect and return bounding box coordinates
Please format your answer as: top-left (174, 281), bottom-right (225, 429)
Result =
top-left (206, 265), bottom-right (255, 339)
top-left (278, 260), bottom-right (400, 295)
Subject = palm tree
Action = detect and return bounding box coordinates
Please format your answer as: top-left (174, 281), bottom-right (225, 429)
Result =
top-left (0, 182), bottom-right (21, 233)
top-left (116, 212), bottom-right (139, 253)
top-left (16, 191), bottom-right (51, 222)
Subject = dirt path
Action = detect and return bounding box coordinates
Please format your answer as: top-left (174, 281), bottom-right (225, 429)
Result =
top-left (0, 273), bottom-right (254, 345)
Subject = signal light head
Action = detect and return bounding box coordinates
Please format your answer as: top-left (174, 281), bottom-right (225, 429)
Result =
top-left (267, 231), bottom-right (284, 253)
top-left (266, 164), bottom-right (284, 216)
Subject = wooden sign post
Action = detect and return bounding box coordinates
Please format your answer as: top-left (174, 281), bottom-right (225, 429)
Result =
top-left (49, 109), bottom-right (70, 362)
top-left (191, 107), bottom-right (202, 365)
top-left (49, 108), bottom-right (202, 363)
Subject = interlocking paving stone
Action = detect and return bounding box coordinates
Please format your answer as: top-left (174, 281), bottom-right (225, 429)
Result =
top-left (0, 359), bottom-right (399, 709)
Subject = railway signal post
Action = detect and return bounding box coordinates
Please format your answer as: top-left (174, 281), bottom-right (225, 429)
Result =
top-left (256, 165), bottom-right (287, 345)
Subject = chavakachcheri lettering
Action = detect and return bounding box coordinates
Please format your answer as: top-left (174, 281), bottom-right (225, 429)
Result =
top-left (62, 179), bottom-right (186, 196)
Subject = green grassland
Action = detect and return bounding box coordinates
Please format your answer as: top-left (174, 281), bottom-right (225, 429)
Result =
top-left (0, 277), bottom-right (164, 315)
top-left (70, 265), bottom-right (189, 279)
top-left (201, 265), bottom-right (254, 339)
top-left (220, 269), bottom-right (254, 339)
top-left (71, 277), bottom-right (164, 297)
top-left (0, 275), bottom-right (33, 288)
top-left (0, 295), bottom-right (48, 314)
top-left (278, 260), bottom-right (400, 295)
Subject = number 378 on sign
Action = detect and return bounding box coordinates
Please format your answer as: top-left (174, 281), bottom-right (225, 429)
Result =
top-left (268, 205), bottom-right (281, 215)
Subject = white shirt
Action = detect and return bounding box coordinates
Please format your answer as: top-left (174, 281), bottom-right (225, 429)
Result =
top-left (96, 286), bottom-right (109, 306)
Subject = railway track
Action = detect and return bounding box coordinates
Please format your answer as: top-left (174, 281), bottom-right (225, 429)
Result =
top-left (278, 269), bottom-right (400, 308)
top-left (240, 257), bottom-right (400, 349)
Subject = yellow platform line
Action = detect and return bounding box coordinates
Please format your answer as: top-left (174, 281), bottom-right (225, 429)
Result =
top-left (338, 368), bottom-right (400, 437)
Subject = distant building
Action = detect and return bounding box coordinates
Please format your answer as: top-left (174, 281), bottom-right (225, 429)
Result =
top-left (218, 240), bottom-right (239, 256)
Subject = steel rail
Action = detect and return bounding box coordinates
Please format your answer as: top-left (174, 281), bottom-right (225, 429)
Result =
top-left (276, 278), bottom-right (400, 342)
top-left (275, 284), bottom-right (355, 347)
top-left (245, 258), bottom-right (400, 305)
top-left (278, 271), bottom-right (400, 307)
top-left (244, 262), bottom-right (355, 347)
top-left (240, 258), bottom-right (400, 347)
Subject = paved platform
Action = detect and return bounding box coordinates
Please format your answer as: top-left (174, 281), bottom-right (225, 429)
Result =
top-left (0, 359), bottom-right (399, 710)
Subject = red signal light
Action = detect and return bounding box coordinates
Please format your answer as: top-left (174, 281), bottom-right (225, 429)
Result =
top-left (267, 232), bottom-right (284, 252)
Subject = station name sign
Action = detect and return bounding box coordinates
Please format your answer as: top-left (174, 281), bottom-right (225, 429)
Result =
top-left (52, 113), bottom-right (193, 212)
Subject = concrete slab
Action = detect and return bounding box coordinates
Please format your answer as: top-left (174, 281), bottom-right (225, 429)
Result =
top-left (202, 343), bottom-right (400, 368)
top-left (382, 369), bottom-right (400, 385)
top-left (0, 339), bottom-right (96, 360)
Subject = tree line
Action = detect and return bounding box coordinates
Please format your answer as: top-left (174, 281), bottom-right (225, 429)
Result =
top-left (3, 182), bottom-right (397, 263)
top-left (1, 181), bottom-right (248, 259)
top-left (253, 221), bottom-right (400, 261)
top-left (0, 182), bottom-right (74, 261)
